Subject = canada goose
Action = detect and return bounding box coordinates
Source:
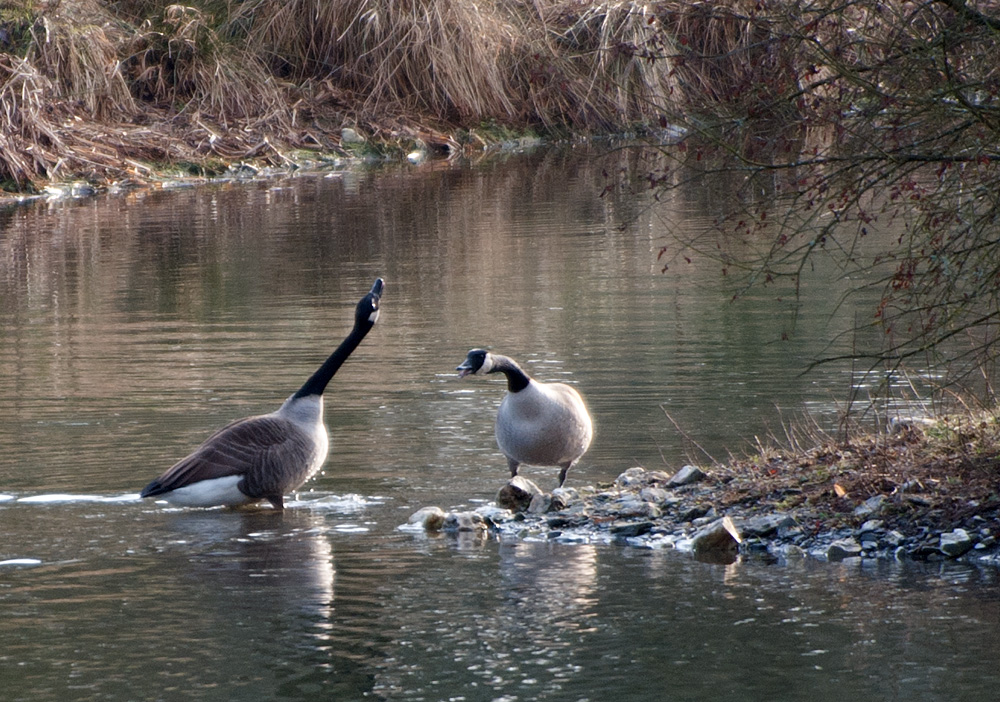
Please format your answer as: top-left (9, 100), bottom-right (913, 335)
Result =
top-left (456, 349), bottom-right (593, 487)
top-left (140, 278), bottom-right (384, 510)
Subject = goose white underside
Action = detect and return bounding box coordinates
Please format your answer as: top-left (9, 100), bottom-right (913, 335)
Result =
top-left (155, 475), bottom-right (253, 507)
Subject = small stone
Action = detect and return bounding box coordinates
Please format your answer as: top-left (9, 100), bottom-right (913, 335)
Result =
top-left (408, 506), bottom-right (446, 531)
top-left (341, 127), bottom-right (365, 144)
top-left (497, 476), bottom-right (542, 512)
top-left (940, 528), bottom-right (974, 557)
top-left (668, 465), bottom-right (706, 487)
top-left (827, 539), bottom-right (863, 560)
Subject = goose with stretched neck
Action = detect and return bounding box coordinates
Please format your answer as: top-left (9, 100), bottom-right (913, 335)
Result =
top-left (456, 349), bottom-right (593, 488)
top-left (140, 278), bottom-right (384, 510)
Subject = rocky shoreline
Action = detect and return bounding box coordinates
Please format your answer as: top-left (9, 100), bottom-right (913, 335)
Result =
top-left (405, 421), bottom-right (1000, 567)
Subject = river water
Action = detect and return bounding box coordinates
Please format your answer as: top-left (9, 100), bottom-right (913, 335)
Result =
top-left (1, 147), bottom-right (998, 701)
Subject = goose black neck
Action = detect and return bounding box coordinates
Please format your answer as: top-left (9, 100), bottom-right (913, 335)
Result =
top-left (490, 355), bottom-right (531, 393)
top-left (292, 325), bottom-right (369, 399)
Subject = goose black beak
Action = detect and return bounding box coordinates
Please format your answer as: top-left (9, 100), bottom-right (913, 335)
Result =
top-left (370, 277), bottom-right (385, 298)
top-left (456, 362), bottom-right (473, 378)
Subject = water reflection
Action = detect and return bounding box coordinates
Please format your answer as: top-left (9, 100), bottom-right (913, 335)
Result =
top-left (2, 148), bottom-right (999, 702)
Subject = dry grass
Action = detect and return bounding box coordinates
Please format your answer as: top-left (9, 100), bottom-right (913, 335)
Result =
top-left (718, 411), bottom-right (1000, 531)
top-left (1, 0), bottom-right (994, 189)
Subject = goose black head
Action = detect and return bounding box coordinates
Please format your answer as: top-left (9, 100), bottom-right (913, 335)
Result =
top-left (356, 277), bottom-right (384, 327)
top-left (457, 348), bottom-right (490, 377)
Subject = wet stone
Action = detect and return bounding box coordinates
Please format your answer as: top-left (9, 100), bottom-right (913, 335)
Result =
top-left (408, 506), bottom-right (446, 531)
top-left (610, 521), bottom-right (654, 539)
top-left (442, 511), bottom-right (487, 533)
top-left (497, 476), bottom-right (542, 512)
top-left (827, 539), bottom-right (863, 560)
top-left (690, 517), bottom-right (741, 554)
top-left (940, 528), bottom-right (974, 557)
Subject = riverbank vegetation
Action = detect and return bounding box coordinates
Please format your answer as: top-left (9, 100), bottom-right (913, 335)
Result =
top-left (3, 2), bottom-right (1000, 407)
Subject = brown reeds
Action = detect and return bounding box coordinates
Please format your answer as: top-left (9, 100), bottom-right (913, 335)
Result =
top-left (4, 0), bottom-right (981, 190)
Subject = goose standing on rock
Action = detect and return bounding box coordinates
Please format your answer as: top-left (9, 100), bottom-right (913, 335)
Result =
top-left (456, 349), bottom-right (593, 488)
top-left (140, 278), bottom-right (384, 510)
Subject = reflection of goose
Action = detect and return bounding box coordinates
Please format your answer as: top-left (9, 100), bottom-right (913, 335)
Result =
top-left (141, 278), bottom-right (384, 509)
top-left (456, 349), bottom-right (593, 487)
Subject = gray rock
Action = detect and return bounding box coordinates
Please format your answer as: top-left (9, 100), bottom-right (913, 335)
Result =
top-left (497, 476), bottom-right (542, 512)
top-left (690, 516), bottom-right (741, 553)
top-left (639, 487), bottom-right (670, 504)
top-left (827, 539), bottom-right (863, 560)
top-left (940, 528), bottom-right (974, 557)
top-left (610, 521), bottom-right (654, 538)
top-left (859, 519), bottom-right (884, 533)
top-left (551, 487), bottom-right (579, 509)
top-left (474, 504), bottom-right (515, 525)
top-left (615, 467), bottom-right (649, 488)
top-left (885, 530), bottom-right (906, 546)
top-left (609, 496), bottom-right (659, 518)
top-left (668, 465), bottom-right (706, 487)
top-left (408, 506), bottom-right (446, 531)
top-left (527, 493), bottom-right (552, 514)
top-left (859, 531), bottom-right (881, 548)
top-left (853, 495), bottom-right (885, 518)
top-left (740, 513), bottom-right (796, 537)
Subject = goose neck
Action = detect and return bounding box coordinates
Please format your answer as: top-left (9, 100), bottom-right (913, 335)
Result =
top-left (292, 323), bottom-right (369, 399)
top-left (489, 354), bottom-right (531, 393)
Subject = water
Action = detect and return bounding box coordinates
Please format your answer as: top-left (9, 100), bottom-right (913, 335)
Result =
top-left (1, 148), bottom-right (998, 701)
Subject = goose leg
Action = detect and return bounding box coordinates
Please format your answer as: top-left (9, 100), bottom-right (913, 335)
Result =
top-left (267, 495), bottom-right (285, 510)
top-left (507, 457), bottom-right (520, 478)
top-left (557, 461), bottom-right (574, 488)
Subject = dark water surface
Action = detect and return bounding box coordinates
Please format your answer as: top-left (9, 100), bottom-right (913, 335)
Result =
top-left (2, 148), bottom-right (998, 701)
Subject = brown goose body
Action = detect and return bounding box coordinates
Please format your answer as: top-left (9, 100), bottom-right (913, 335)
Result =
top-left (140, 278), bottom-right (383, 509)
top-left (456, 349), bottom-right (593, 487)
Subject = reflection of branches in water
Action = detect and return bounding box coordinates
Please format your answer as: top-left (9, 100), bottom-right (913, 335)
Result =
top-left (621, 0), bottom-right (1000, 404)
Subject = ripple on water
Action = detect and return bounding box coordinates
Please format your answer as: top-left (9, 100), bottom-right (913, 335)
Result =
top-left (15, 493), bottom-right (141, 504)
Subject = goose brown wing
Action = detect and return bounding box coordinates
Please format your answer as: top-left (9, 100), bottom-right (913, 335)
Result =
top-left (140, 415), bottom-right (312, 498)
